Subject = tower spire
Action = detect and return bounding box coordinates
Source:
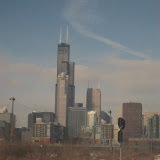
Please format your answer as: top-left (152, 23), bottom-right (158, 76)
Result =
top-left (66, 25), bottom-right (69, 44)
top-left (59, 27), bottom-right (62, 44)
top-left (98, 80), bottom-right (100, 89)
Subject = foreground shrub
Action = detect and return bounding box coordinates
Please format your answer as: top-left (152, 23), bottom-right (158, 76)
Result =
top-left (1, 142), bottom-right (32, 158)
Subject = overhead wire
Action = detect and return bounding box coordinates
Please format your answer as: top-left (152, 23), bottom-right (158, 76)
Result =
top-left (15, 100), bottom-right (41, 112)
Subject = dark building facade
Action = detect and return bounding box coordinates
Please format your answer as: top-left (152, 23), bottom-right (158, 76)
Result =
top-left (28, 112), bottom-right (56, 129)
top-left (101, 111), bottom-right (110, 124)
top-left (14, 127), bottom-right (27, 141)
top-left (67, 107), bottom-right (87, 138)
top-left (0, 120), bottom-right (10, 141)
top-left (74, 103), bottom-right (83, 108)
top-left (57, 43), bottom-right (70, 77)
top-left (122, 103), bottom-right (142, 141)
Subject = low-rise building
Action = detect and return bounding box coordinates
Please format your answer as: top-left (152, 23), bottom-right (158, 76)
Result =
top-left (87, 111), bottom-right (97, 129)
top-left (28, 112), bottom-right (56, 129)
top-left (113, 124), bottom-right (119, 145)
top-left (32, 118), bottom-right (64, 143)
top-left (0, 107), bottom-right (8, 113)
top-left (22, 129), bottom-right (32, 142)
top-left (0, 120), bottom-right (10, 141)
top-left (14, 127), bottom-right (28, 141)
top-left (92, 123), bottom-right (114, 145)
top-left (0, 110), bottom-right (16, 128)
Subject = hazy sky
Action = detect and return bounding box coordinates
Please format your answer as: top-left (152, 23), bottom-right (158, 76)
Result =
top-left (0, 0), bottom-right (160, 127)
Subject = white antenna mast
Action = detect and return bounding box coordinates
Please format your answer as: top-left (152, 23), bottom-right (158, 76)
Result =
top-left (66, 25), bottom-right (69, 44)
top-left (59, 27), bottom-right (62, 44)
top-left (98, 80), bottom-right (100, 89)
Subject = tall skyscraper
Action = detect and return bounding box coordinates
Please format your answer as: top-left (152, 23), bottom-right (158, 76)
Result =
top-left (86, 88), bottom-right (101, 118)
top-left (122, 102), bottom-right (142, 141)
top-left (55, 72), bottom-right (69, 127)
top-left (55, 27), bottom-right (75, 127)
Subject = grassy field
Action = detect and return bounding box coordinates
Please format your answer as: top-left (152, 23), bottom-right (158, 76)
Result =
top-left (0, 142), bottom-right (157, 160)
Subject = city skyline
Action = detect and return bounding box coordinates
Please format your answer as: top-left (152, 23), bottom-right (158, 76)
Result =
top-left (0, 0), bottom-right (160, 127)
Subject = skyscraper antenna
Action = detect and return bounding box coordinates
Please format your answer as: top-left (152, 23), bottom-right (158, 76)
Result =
top-left (98, 80), bottom-right (100, 89)
top-left (59, 27), bottom-right (62, 44)
top-left (66, 25), bottom-right (69, 44)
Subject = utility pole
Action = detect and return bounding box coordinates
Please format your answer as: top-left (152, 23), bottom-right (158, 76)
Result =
top-left (142, 115), bottom-right (144, 137)
top-left (108, 110), bottom-right (112, 150)
top-left (112, 145), bottom-right (115, 160)
top-left (118, 118), bottom-right (125, 160)
top-left (120, 143), bottom-right (122, 160)
top-left (9, 97), bottom-right (15, 142)
top-left (150, 119), bottom-right (153, 160)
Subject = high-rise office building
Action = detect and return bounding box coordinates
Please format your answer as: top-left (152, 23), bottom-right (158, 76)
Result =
top-left (57, 42), bottom-right (70, 76)
top-left (147, 114), bottom-right (159, 139)
top-left (148, 118), bottom-right (153, 139)
top-left (55, 72), bottom-right (69, 127)
top-left (68, 62), bottom-right (75, 108)
top-left (55, 27), bottom-right (75, 127)
top-left (122, 102), bottom-right (142, 141)
top-left (68, 62), bottom-right (75, 86)
top-left (86, 88), bottom-right (101, 118)
top-left (67, 107), bottom-right (87, 138)
top-left (143, 111), bottom-right (159, 137)
top-left (144, 111), bottom-right (159, 127)
top-left (152, 114), bottom-right (159, 138)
